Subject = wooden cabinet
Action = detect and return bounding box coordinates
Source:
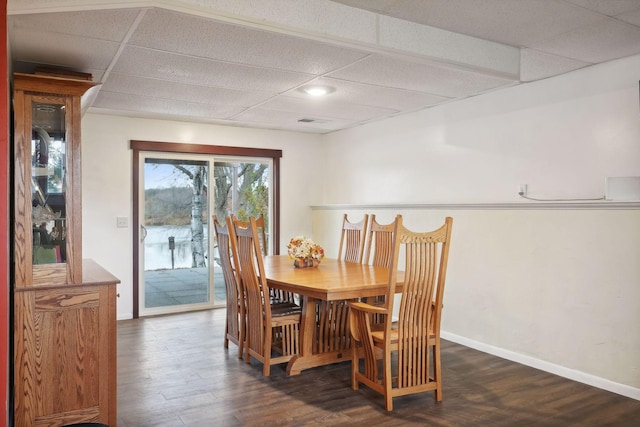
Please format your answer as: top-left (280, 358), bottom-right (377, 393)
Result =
top-left (12, 71), bottom-right (96, 287)
top-left (14, 261), bottom-right (118, 427)
top-left (13, 71), bottom-right (119, 426)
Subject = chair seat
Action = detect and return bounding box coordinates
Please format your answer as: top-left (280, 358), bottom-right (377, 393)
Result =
top-left (271, 302), bottom-right (302, 316)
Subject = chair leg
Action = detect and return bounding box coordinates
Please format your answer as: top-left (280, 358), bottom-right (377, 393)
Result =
top-left (383, 350), bottom-right (393, 411)
top-left (244, 337), bottom-right (251, 364)
top-left (433, 339), bottom-right (443, 402)
top-left (224, 319), bottom-right (229, 349)
top-left (351, 345), bottom-right (359, 390)
top-left (238, 312), bottom-right (245, 359)
top-left (384, 395), bottom-right (393, 412)
top-left (263, 326), bottom-right (272, 377)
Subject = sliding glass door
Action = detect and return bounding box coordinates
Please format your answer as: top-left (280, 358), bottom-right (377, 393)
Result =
top-left (137, 151), bottom-right (272, 317)
top-left (139, 154), bottom-right (215, 316)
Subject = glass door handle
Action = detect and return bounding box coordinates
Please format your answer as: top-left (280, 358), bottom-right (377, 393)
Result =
top-left (140, 224), bottom-right (148, 242)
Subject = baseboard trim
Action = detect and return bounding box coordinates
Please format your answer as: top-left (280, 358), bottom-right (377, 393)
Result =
top-left (441, 331), bottom-right (640, 401)
top-left (118, 312), bottom-right (134, 321)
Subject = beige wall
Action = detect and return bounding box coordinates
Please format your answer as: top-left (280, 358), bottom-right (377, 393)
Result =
top-left (313, 54), bottom-right (640, 398)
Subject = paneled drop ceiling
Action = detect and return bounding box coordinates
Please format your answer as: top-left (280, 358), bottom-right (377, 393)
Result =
top-left (8, 0), bottom-right (640, 134)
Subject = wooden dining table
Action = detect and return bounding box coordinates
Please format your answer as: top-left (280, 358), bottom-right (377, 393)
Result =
top-left (262, 255), bottom-right (402, 375)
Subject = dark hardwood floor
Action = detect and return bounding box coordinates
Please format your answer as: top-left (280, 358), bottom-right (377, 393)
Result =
top-left (117, 309), bottom-right (640, 426)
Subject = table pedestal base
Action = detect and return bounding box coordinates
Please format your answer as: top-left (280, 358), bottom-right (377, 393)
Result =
top-left (286, 298), bottom-right (353, 375)
top-left (286, 350), bottom-right (351, 375)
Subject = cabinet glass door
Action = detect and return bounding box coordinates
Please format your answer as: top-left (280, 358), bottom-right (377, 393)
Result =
top-left (31, 101), bottom-right (67, 265)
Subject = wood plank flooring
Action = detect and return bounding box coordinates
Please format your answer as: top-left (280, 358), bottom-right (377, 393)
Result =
top-left (117, 309), bottom-right (640, 426)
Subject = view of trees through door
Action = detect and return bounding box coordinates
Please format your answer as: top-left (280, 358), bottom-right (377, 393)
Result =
top-left (213, 160), bottom-right (270, 249)
top-left (139, 153), bottom-right (271, 316)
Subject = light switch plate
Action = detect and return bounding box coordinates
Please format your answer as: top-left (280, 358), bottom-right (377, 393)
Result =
top-left (116, 216), bottom-right (129, 228)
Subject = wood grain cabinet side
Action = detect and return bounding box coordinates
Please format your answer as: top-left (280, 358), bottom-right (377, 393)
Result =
top-left (13, 272), bottom-right (118, 427)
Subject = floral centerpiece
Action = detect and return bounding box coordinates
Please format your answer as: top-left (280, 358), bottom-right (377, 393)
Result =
top-left (287, 236), bottom-right (324, 268)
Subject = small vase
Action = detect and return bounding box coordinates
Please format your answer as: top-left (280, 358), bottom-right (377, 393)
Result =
top-left (293, 258), bottom-right (320, 268)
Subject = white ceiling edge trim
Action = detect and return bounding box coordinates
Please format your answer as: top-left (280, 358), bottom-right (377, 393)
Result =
top-left (379, 15), bottom-right (519, 79)
top-left (7, 0), bottom-right (521, 80)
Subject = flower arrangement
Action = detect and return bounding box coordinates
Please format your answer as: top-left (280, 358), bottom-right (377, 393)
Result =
top-left (287, 236), bottom-right (324, 268)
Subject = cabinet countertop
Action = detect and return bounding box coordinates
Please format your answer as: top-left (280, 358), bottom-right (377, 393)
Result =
top-left (14, 259), bottom-right (120, 291)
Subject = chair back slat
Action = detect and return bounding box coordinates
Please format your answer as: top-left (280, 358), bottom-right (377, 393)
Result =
top-left (364, 214), bottom-right (396, 268)
top-left (232, 213), bottom-right (268, 255)
top-left (363, 215), bottom-right (399, 323)
top-left (338, 214), bottom-right (369, 263)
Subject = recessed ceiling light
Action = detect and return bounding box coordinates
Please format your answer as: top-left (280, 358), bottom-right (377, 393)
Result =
top-left (300, 85), bottom-right (334, 97)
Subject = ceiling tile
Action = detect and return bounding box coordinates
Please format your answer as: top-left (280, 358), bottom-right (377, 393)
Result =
top-left (101, 73), bottom-right (276, 107)
top-left (327, 54), bottom-right (516, 98)
top-left (129, 8), bottom-right (370, 75)
top-left (617, 8), bottom-right (640, 26)
top-left (232, 108), bottom-right (352, 132)
top-left (520, 49), bottom-right (591, 82)
top-left (93, 91), bottom-right (246, 119)
top-left (112, 46), bottom-right (314, 91)
top-left (531, 18), bottom-right (640, 63)
top-left (258, 95), bottom-right (398, 122)
top-left (563, 0), bottom-right (640, 16)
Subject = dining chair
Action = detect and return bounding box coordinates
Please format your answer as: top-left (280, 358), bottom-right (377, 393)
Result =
top-left (232, 216), bottom-right (301, 376)
top-left (348, 216), bottom-right (453, 411)
top-left (213, 215), bottom-right (245, 359)
top-left (363, 214), bottom-right (400, 325)
top-left (233, 214), bottom-right (296, 305)
top-left (338, 213), bottom-right (369, 263)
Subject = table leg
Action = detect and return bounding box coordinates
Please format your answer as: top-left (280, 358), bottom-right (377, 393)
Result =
top-left (286, 296), bottom-right (314, 375)
top-left (286, 297), bottom-right (353, 375)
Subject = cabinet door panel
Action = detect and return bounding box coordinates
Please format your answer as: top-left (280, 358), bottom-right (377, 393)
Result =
top-left (15, 285), bottom-right (113, 427)
top-left (13, 73), bottom-right (96, 287)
